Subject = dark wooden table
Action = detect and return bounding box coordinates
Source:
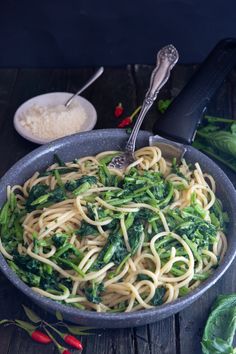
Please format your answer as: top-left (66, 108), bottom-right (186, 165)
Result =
top-left (0, 66), bottom-right (236, 354)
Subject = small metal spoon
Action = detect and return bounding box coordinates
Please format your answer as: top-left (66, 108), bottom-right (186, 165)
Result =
top-left (65, 66), bottom-right (104, 108)
top-left (109, 45), bottom-right (179, 169)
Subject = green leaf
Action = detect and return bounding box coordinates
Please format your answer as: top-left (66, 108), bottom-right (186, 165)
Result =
top-left (0, 200), bottom-right (10, 225)
top-left (202, 294), bottom-right (236, 354)
top-left (151, 287), bottom-right (166, 306)
top-left (63, 324), bottom-right (94, 335)
top-left (85, 282), bottom-right (105, 304)
top-left (231, 123), bottom-right (236, 136)
top-left (55, 310), bottom-right (63, 321)
top-left (204, 115), bottom-right (236, 124)
top-left (22, 305), bottom-right (41, 324)
top-left (202, 337), bottom-right (235, 354)
top-left (53, 153), bottom-right (66, 167)
top-left (197, 130), bottom-right (236, 158)
top-left (0, 320), bottom-right (10, 325)
top-left (15, 320), bottom-right (36, 332)
top-left (73, 182), bottom-right (91, 196)
top-left (193, 140), bottom-right (236, 173)
top-left (157, 99), bottom-right (172, 113)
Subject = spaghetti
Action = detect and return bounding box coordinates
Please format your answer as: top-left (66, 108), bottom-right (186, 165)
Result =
top-left (0, 146), bottom-right (228, 312)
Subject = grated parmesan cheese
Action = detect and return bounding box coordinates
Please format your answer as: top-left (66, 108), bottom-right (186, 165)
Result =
top-left (19, 102), bottom-right (87, 141)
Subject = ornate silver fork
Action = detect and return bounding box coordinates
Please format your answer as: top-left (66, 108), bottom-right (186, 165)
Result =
top-left (109, 44), bottom-right (179, 169)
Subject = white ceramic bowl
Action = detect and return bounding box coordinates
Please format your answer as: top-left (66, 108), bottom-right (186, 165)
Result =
top-left (13, 92), bottom-right (97, 144)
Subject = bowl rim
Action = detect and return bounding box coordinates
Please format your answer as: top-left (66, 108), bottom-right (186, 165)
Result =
top-left (13, 92), bottom-right (97, 145)
top-left (0, 129), bottom-right (236, 326)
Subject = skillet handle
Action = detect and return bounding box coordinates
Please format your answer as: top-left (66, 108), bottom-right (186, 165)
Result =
top-left (153, 38), bottom-right (236, 144)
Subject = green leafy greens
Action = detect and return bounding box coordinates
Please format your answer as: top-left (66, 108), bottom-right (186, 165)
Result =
top-left (157, 97), bottom-right (236, 173)
top-left (201, 294), bottom-right (236, 354)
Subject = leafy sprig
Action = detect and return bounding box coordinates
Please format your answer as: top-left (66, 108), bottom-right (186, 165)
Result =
top-left (0, 305), bottom-right (94, 353)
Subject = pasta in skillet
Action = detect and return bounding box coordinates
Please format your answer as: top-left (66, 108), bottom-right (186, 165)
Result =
top-left (0, 146), bottom-right (228, 312)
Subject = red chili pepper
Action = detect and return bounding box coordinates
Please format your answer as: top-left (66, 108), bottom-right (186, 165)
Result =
top-left (44, 327), bottom-right (73, 354)
top-left (31, 330), bottom-right (52, 344)
top-left (62, 350), bottom-right (72, 354)
top-left (114, 103), bottom-right (124, 118)
top-left (64, 334), bottom-right (83, 350)
top-left (118, 117), bottom-right (132, 128)
top-left (45, 323), bottom-right (84, 351)
top-left (117, 106), bottom-right (142, 128)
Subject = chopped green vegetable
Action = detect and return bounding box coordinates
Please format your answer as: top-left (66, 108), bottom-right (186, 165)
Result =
top-left (166, 206), bottom-right (217, 251)
top-left (52, 233), bottom-right (68, 247)
top-left (210, 199), bottom-right (229, 231)
top-left (157, 99), bottom-right (172, 113)
top-left (92, 232), bottom-right (127, 270)
top-left (8, 261), bottom-right (41, 287)
top-left (26, 185), bottom-right (48, 211)
top-left (179, 286), bottom-right (190, 297)
top-left (0, 193), bottom-right (24, 253)
top-left (85, 282), bottom-right (104, 304)
top-left (137, 274), bottom-right (152, 281)
top-left (65, 176), bottom-right (97, 192)
top-left (53, 153), bottom-right (66, 167)
top-left (13, 254), bottom-right (41, 274)
top-left (54, 169), bottom-right (64, 188)
top-left (113, 167), bottom-right (173, 209)
top-left (73, 182), bottom-right (91, 196)
top-left (151, 287), bottom-right (166, 306)
top-left (129, 222), bottom-right (143, 255)
top-left (26, 185), bottom-right (66, 211)
top-left (98, 154), bottom-right (118, 165)
top-left (171, 157), bottom-right (187, 179)
top-left (57, 257), bottom-right (85, 277)
top-left (98, 164), bottom-right (120, 187)
top-left (76, 221), bottom-right (99, 237)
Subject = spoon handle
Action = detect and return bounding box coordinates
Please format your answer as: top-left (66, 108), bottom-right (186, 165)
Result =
top-left (65, 67), bottom-right (104, 108)
top-left (125, 45), bottom-right (179, 153)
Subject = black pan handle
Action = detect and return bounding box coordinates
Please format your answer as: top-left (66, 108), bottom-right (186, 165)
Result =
top-left (153, 38), bottom-right (236, 144)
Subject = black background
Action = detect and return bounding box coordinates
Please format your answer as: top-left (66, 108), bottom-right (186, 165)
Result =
top-left (0, 0), bottom-right (236, 66)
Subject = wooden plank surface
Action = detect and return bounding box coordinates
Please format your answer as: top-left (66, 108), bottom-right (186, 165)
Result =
top-left (0, 69), bottom-right (68, 176)
top-left (0, 66), bottom-right (235, 354)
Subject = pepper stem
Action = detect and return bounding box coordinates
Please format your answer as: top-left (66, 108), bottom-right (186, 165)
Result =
top-left (44, 321), bottom-right (64, 339)
top-left (44, 327), bottom-right (65, 352)
top-left (130, 106), bottom-right (141, 122)
top-left (14, 320), bottom-right (36, 336)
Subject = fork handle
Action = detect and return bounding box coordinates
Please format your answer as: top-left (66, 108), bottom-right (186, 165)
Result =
top-left (125, 44), bottom-right (179, 153)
